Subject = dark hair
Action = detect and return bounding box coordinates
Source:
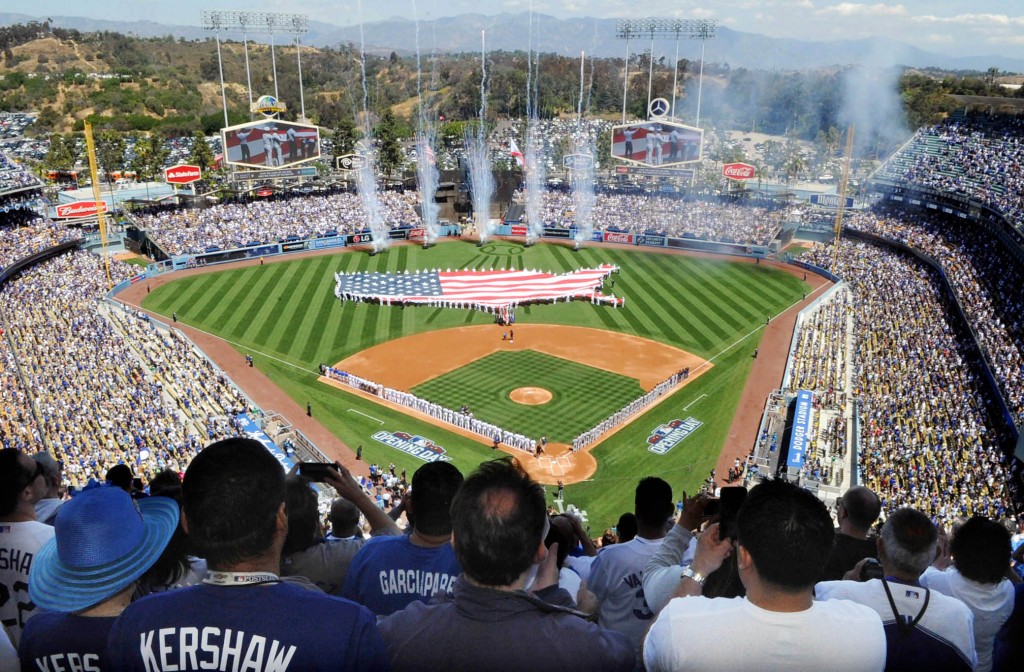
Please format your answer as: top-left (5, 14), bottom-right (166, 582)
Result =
top-left (616, 513), bottom-right (638, 543)
top-left (282, 476), bottom-right (319, 555)
top-left (634, 477), bottom-right (673, 528)
top-left (329, 498), bottom-right (361, 537)
top-left (703, 551), bottom-right (746, 599)
top-left (182, 438), bottom-right (285, 567)
top-left (148, 469), bottom-right (183, 499)
top-left (0, 449), bottom-right (32, 516)
top-left (879, 507), bottom-right (937, 578)
top-left (139, 470), bottom-right (191, 589)
top-left (451, 458), bottom-right (546, 586)
top-left (106, 464), bottom-right (134, 491)
top-left (841, 486), bottom-right (881, 533)
top-left (410, 461), bottom-right (463, 536)
top-left (951, 516), bottom-right (1011, 584)
top-left (736, 478), bottom-right (834, 592)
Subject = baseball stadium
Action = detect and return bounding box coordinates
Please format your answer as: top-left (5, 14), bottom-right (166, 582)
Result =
top-left (2, 5), bottom-right (1024, 668)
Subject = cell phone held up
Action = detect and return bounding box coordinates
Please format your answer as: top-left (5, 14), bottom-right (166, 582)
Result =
top-left (704, 486), bottom-right (747, 540)
top-left (297, 462), bottom-right (336, 482)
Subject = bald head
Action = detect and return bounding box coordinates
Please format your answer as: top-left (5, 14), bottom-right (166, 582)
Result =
top-left (840, 486), bottom-right (881, 535)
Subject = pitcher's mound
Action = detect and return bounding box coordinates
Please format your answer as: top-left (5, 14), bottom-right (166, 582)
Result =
top-left (510, 387), bottom-right (553, 405)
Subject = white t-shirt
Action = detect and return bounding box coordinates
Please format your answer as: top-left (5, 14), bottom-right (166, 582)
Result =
top-left (0, 521), bottom-right (54, 648)
top-left (644, 596), bottom-right (886, 672)
top-left (589, 536), bottom-right (664, 655)
top-left (920, 566), bottom-right (1015, 672)
top-left (816, 578), bottom-right (976, 670)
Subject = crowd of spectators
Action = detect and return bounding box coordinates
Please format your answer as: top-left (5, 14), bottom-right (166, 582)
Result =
top-left (0, 250), bottom-right (250, 487)
top-left (845, 208), bottom-right (1024, 426)
top-left (519, 190), bottom-right (785, 244)
top-left (804, 239), bottom-right (1017, 522)
top-left (875, 114), bottom-right (1024, 226)
top-left (0, 214), bottom-right (77, 269)
top-left (135, 190), bottom-right (422, 255)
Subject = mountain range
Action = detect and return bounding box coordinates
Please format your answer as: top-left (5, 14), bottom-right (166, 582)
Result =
top-left (2, 11), bottom-right (1022, 73)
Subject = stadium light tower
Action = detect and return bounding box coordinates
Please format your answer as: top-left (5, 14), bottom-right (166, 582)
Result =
top-left (615, 18), bottom-right (717, 125)
top-left (201, 11), bottom-right (311, 124)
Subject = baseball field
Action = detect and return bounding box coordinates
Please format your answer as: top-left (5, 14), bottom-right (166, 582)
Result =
top-left (141, 239), bottom-right (808, 531)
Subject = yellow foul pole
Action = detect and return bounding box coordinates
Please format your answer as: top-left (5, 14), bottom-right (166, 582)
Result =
top-left (831, 125), bottom-right (855, 276)
top-left (83, 122), bottom-right (111, 288)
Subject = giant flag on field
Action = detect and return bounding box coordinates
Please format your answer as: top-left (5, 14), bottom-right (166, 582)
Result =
top-left (335, 265), bottom-right (623, 311)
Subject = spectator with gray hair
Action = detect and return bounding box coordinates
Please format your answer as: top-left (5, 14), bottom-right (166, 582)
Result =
top-left (816, 507), bottom-right (977, 671)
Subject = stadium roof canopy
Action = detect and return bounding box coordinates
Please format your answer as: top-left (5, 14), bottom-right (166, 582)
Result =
top-left (949, 95), bottom-right (1024, 114)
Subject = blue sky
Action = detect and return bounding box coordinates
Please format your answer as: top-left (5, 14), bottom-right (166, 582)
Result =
top-left (18, 1), bottom-right (1024, 60)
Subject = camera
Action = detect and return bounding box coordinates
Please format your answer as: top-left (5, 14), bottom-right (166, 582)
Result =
top-left (860, 558), bottom-right (884, 581)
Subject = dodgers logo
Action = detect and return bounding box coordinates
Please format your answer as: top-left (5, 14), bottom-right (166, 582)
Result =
top-left (372, 431), bottom-right (452, 462)
top-left (647, 417), bottom-right (703, 455)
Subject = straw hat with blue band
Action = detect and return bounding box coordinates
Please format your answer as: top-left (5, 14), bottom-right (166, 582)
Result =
top-left (29, 485), bottom-right (179, 613)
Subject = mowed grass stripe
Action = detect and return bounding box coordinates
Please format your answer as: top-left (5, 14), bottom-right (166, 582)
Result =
top-left (623, 255), bottom-right (715, 349)
top-left (253, 263), bottom-right (311, 347)
top-left (412, 350), bottom-right (643, 442)
top-left (673, 268), bottom-right (745, 336)
top-left (273, 257), bottom-right (333, 355)
top-left (302, 267), bottom-right (347, 363)
top-left (626, 253), bottom-right (715, 346)
top-left (221, 265), bottom-right (290, 338)
top-left (189, 273), bottom-right (241, 327)
top-left (271, 258), bottom-right (327, 351)
top-left (702, 266), bottom-right (762, 324)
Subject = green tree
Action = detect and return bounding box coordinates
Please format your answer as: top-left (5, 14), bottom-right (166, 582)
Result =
top-left (43, 133), bottom-right (75, 170)
top-left (332, 117), bottom-right (360, 156)
top-left (188, 131), bottom-right (215, 171)
top-left (131, 134), bottom-right (169, 181)
top-left (95, 130), bottom-right (126, 179)
top-left (373, 108), bottom-right (404, 175)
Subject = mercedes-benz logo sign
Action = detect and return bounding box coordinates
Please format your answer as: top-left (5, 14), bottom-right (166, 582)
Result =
top-left (648, 98), bottom-right (670, 119)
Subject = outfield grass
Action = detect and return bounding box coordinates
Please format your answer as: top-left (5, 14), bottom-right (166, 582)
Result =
top-left (142, 240), bottom-right (806, 531)
top-left (412, 350), bottom-right (645, 443)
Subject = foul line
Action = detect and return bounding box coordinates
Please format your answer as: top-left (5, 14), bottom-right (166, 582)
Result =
top-left (348, 409), bottom-right (384, 425)
top-left (683, 394), bottom-right (707, 411)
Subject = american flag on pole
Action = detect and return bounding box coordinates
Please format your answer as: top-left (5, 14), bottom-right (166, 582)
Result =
top-left (335, 265), bottom-right (622, 310)
top-left (510, 139), bottom-right (525, 168)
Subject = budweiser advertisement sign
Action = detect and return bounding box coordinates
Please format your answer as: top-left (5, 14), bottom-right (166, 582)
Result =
top-left (164, 164), bottom-right (202, 185)
top-left (723, 162), bottom-right (756, 180)
top-left (55, 201), bottom-right (108, 219)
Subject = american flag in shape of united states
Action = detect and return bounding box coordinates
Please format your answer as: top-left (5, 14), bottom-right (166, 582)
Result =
top-left (334, 265), bottom-right (622, 310)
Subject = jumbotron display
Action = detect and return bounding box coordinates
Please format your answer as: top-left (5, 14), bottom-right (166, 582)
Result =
top-left (221, 119), bottom-right (321, 170)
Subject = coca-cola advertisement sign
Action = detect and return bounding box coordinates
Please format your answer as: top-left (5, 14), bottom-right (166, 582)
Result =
top-left (723, 163), bottom-right (756, 180)
top-left (510, 225), bottom-right (528, 236)
top-left (55, 201), bottom-right (108, 219)
top-left (603, 232), bottom-right (635, 244)
top-left (164, 164), bottom-right (202, 184)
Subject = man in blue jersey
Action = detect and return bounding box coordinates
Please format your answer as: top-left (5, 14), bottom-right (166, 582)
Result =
top-left (342, 461), bottom-right (463, 616)
top-left (107, 438), bottom-right (389, 671)
top-left (816, 506), bottom-right (977, 671)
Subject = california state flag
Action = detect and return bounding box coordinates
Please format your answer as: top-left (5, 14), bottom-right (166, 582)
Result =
top-left (510, 138), bottom-right (525, 168)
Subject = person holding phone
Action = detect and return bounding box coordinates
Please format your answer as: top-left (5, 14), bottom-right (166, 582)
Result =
top-left (643, 479), bottom-right (886, 672)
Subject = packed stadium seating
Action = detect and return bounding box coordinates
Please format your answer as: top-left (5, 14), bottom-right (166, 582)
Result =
top-left (875, 113), bottom-right (1024, 227)
top-left (524, 191), bottom-right (784, 244)
top-left (804, 239), bottom-right (1017, 522)
top-left (134, 190), bottom-right (422, 256)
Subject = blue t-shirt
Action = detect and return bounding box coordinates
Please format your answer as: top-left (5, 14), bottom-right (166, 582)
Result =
top-left (20, 612), bottom-right (115, 672)
top-left (341, 535), bottom-right (461, 616)
top-left (107, 581), bottom-right (389, 671)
